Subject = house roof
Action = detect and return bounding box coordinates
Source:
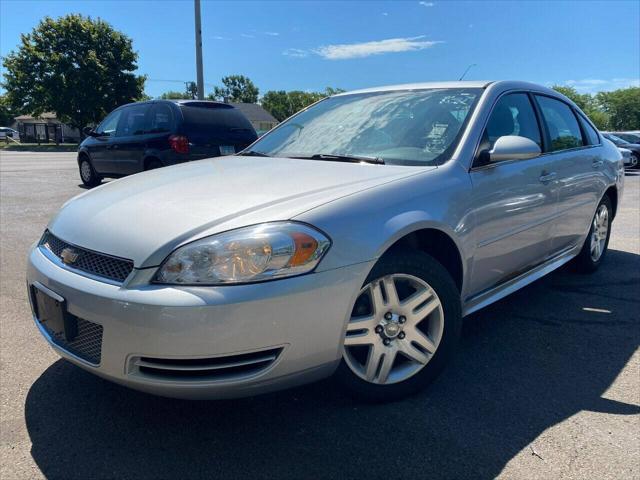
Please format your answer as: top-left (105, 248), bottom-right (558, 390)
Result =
top-left (14, 112), bottom-right (59, 122)
top-left (231, 103), bottom-right (277, 123)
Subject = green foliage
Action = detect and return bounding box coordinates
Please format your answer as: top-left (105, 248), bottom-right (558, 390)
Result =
top-left (0, 95), bottom-right (18, 126)
top-left (209, 75), bottom-right (259, 103)
top-left (261, 87), bottom-right (344, 121)
top-left (158, 81), bottom-right (198, 100)
top-left (552, 85), bottom-right (640, 131)
top-left (552, 85), bottom-right (609, 129)
top-left (596, 87), bottom-right (640, 131)
top-left (160, 90), bottom-right (193, 100)
top-left (2, 14), bottom-right (145, 129)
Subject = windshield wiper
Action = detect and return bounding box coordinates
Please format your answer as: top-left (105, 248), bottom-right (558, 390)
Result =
top-left (236, 150), bottom-right (271, 157)
top-left (292, 153), bottom-right (385, 165)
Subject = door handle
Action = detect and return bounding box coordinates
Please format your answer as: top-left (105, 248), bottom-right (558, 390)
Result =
top-left (539, 171), bottom-right (557, 183)
top-left (592, 160), bottom-right (604, 168)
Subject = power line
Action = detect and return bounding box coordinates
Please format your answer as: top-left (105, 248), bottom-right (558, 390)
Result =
top-left (145, 78), bottom-right (217, 87)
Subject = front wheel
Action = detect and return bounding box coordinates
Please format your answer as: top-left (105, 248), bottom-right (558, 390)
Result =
top-left (334, 251), bottom-right (462, 402)
top-left (572, 195), bottom-right (612, 273)
top-left (79, 157), bottom-right (101, 187)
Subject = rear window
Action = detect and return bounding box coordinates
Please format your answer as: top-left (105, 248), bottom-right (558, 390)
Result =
top-left (535, 95), bottom-right (584, 152)
top-left (180, 103), bottom-right (256, 140)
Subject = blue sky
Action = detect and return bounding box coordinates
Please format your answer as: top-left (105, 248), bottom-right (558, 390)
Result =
top-left (1, 0), bottom-right (639, 98)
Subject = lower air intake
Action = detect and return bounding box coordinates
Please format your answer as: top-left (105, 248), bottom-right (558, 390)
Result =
top-left (130, 347), bottom-right (282, 382)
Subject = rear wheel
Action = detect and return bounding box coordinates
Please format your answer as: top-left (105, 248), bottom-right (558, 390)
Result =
top-left (335, 251), bottom-right (462, 402)
top-left (572, 195), bottom-right (612, 273)
top-left (145, 159), bottom-right (162, 170)
top-left (79, 157), bottom-right (101, 187)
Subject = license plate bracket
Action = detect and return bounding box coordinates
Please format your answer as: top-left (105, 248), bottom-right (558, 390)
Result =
top-left (30, 284), bottom-right (78, 341)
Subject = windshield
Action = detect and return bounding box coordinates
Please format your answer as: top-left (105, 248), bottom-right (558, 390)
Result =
top-left (247, 88), bottom-right (481, 166)
top-left (616, 133), bottom-right (640, 143)
top-left (605, 133), bottom-right (628, 145)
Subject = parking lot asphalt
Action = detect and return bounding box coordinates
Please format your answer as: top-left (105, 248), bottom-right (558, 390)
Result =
top-left (1, 151), bottom-right (639, 480)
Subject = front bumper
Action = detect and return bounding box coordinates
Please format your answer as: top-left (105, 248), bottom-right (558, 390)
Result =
top-left (27, 246), bottom-right (373, 399)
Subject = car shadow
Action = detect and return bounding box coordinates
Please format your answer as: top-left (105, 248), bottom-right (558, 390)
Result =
top-left (25, 249), bottom-right (640, 479)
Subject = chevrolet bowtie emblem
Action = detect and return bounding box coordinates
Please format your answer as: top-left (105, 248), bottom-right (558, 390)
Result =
top-left (60, 247), bottom-right (80, 265)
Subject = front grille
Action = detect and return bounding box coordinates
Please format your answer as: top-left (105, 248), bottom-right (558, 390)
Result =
top-left (40, 231), bottom-right (134, 283)
top-left (42, 317), bottom-right (103, 365)
top-left (130, 348), bottom-right (283, 382)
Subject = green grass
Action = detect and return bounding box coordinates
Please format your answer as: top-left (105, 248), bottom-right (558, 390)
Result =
top-left (0, 143), bottom-right (79, 152)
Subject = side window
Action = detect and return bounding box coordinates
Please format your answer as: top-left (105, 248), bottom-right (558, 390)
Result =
top-left (483, 93), bottom-right (541, 150)
top-left (95, 110), bottom-right (122, 136)
top-left (577, 114), bottom-right (600, 145)
top-left (535, 96), bottom-right (584, 152)
top-left (116, 104), bottom-right (150, 137)
top-left (145, 104), bottom-right (174, 133)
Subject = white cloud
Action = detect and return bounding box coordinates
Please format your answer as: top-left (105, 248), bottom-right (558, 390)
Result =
top-left (313, 36), bottom-right (442, 60)
top-left (212, 35), bottom-right (230, 40)
top-left (419, 1), bottom-right (435, 6)
top-left (264, 31), bottom-right (280, 36)
top-left (282, 48), bottom-right (309, 58)
top-left (382, 12), bottom-right (389, 16)
top-left (563, 78), bottom-right (640, 93)
top-left (240, 33), bottom-right (255, 38)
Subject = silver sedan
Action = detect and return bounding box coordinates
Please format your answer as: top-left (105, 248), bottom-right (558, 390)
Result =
top-left (27, 81), bottom-right (624, 401)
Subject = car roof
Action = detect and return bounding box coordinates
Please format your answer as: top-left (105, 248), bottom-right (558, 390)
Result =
top-left (334, 81), bottom-right (493, 96)
top-left (334, 80), bottom-right (565, 97)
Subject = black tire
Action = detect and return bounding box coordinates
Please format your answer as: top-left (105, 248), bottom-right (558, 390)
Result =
top-left (571, 195), bottom-right (613, 273)
top-left (145, 159), bottom-right (163, 170)
top-left (334, 250), bottom-right (462, 402)
top-left (78, 157), bottom-right (101, 188)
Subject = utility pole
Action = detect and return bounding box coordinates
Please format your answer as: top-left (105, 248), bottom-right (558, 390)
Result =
top-left (194, 0), bottom-right (204, 99)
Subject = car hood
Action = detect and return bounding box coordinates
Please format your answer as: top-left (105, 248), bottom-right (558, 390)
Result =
top-left (49, 156), bottom-right (429, 267)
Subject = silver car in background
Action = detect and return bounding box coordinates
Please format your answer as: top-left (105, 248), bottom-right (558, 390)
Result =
top-left (27, 81), bottom-right (624, 402)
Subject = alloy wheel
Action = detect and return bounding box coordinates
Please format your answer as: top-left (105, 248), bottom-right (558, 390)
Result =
top-left (590, 204), bottom-right (609, 262)
top-left (343, 274), bottom-right (444, 385)
top-left (80, 160), bottom-right (92, 182)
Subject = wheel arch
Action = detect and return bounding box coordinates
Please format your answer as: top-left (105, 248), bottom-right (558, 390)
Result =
top-left (603, 185), bottom-right (618, 219)
top-left (77, 149), bottom-right (90, 166)
top-left (143, 155), bottom-right (162, 170)
top-left (377, 223), bottom-right (465, 293)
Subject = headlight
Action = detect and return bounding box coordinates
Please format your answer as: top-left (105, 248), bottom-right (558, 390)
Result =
top-left (154, 222), bottom-right (331, 285)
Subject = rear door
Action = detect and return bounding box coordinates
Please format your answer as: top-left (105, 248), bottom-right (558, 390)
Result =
top-left (533, 95), bottom-right (602, 253)
top-left (87, 109), bottom-right (123, 173)
top-left (112, 103), bottom-right (152, 174)
top-left (468, 92), bottom-right (558, 294)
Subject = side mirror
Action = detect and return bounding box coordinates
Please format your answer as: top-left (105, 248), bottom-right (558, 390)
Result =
top-left (83, 126), bottom-right (96, 137)
top-left (489, 135), bottom-right (541, 162)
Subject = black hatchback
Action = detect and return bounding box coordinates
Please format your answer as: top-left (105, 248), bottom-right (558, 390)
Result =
top-left (78, 100), bottom-right (258, 187)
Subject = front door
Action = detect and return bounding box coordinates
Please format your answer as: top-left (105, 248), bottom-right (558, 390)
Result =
top-left (89, 109), bottom-right (123, 174)
top-left (468, 92), bottom-right (558, 295)
top-left (112, 103), bottom-right (152, 175)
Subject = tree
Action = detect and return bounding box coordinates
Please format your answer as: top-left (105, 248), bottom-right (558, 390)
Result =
top-left (552, 85), bottom-right (610, 129)
top-left (159, 91), bottom-right (192, 100)
top-left (2, 14), bottom-right (145, 129)
top-left (261, 87), bottom-right (344, 121)
top-left (0, 95), bottom-right (18, 126)
top-left (596, 87), bottom-right (640, 131)
top-left (209, 75), bottom-right (259, 103)
top-left (159, 82), bottom-right (197, 100)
